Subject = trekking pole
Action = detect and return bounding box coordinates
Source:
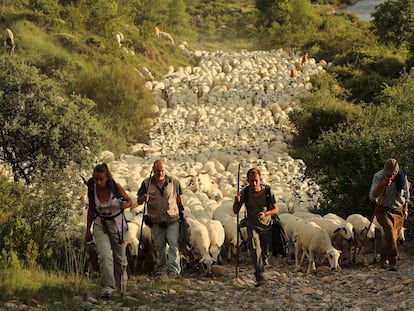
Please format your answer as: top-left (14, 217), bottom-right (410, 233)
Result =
top-left (138, 170), bottom-right (152, 272)
top-left (357, 155), bottom-right (400, 258)
top-left (235, 163), bottom-right (241, 279)
top-left (120, 209), bottom-right (127, 297)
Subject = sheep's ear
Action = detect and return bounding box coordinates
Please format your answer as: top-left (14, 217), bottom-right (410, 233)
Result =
top-left (334, 228), bottom-right (341, 233)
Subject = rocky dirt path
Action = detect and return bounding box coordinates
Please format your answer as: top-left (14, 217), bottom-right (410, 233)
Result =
top-left (6, 249), bottom-right (410, 311)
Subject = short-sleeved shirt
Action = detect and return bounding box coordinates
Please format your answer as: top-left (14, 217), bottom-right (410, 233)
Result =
top-left (240, 185), bottom-right (276, 231)
top-left (137, 175), bottom-right (182, 224)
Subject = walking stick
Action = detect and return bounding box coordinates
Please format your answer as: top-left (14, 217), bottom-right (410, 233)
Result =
top-left (357, 156), bottom-right (400, 259)
top-left (138, 170), bottom-right (152, 272)
top-left (120, 209), bottom-right (127, 297)
top-left (235, 163), bottom-right (241, 279)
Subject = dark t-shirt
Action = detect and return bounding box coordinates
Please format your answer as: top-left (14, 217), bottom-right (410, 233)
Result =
top-left (240, 185), bottom-right (276, 231)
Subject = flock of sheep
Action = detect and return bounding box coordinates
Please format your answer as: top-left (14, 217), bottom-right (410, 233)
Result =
top-left (82, 45), bottom-right (406, 277)
top-left (2, 24), bottom-right (404, 276)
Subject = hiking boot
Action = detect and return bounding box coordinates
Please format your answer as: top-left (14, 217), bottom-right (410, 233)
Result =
top-left (255, 278), bottom-right (268, 287)
top-left (255, 273), bottom-right (267, 287)
top-left (100, 292), bottom-right (112, 300)
top-left (389, 264), bottom-right (398, 272)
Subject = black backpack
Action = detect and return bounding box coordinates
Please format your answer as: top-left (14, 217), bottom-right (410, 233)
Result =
top-left (242, 185), bottom-right (288, 257)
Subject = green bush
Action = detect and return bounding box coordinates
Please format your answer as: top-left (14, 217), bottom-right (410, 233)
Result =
top-left (290, 90), bottom-right (362, 146)
top-left (72, 62), bottom-right (154, 154)
top-left (0, 165), bottom-right (87, 270)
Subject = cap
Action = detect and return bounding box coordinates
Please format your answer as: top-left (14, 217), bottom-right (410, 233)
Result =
top-left (384, 158), bottom-right (399, 176)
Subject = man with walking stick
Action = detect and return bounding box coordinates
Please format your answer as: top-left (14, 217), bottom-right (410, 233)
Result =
top-left (369, 158), bottom-right (410, 271)
top-left (137, 159), bottom-right (183, 277)
top-left (233, 167), bottom-right (278, 287)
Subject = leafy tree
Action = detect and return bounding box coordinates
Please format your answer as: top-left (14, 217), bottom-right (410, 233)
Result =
top-left (29, 0), bottom-right (62, 18)
top-left (167, 0), bottom-right (189, 31)
top-left (132, 0), bottom-right (163, 25)
top-left (0, 55), bottom-right (101, 184)
top-left (291, 70), bottom-right (414, 218)
top-left (255, 0), bottom-right (293, 27)
top-left (372, 0), bottom-right (414, 47)
top-left (78, 0), bottom-right (118, 33)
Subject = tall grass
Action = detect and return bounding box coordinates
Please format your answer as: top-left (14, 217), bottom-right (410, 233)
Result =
top-left (0, 252), bottom-right (97, 303)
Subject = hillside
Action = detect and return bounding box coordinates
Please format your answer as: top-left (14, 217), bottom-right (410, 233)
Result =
top-left (2, 1), bottom-right (379, 155)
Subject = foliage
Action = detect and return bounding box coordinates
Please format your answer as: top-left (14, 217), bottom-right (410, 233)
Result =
top-left (28, 0), bottom-right (62, 18)
top-left (292, 70), bottom-right (414, 217)
top-left (0, 165), bottom-right (87, 269)
top-left (0, 55), bottom-right (101, 183)
top-left (71, 62), bottom-right (155, 151)
top-left (167, 0), bottom-right (189, 31)
top-left (372, 0), bottom-right (414, 48)
top-left (290, 88), bottom-right (362, 146)
top-left (0, 251), bottom-right (96, 302)
top-left (255, 0), bottom-right (293, 27)
top-left (329, 46), bottom-right (408, 104)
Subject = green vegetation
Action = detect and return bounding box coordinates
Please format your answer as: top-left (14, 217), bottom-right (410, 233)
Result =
top-left (1, 0), bottom-right (414, 304)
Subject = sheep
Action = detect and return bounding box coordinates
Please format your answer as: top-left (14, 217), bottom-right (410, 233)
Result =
top-left (307, 217), bottom-right (353, 264)
top-left (204, 219), bottom-right (225, 263)
top-left (293, 211), bottom-right (322, 220)
top-left (186, 217), bottom-right (214, 274)
top-left (278, 213), bottom-right (303, 258)
top-left (346, 213), bottom-right (376, 266)
top-left (221, 215), bottom-right (240, 263)
top-left (115, 31), bottom-right (124, 48)
top-left (124, 212), bottom-right (156, 273)
top-left (3, 28), bottom-right (15, 52)
top-left (154, 26), bottom-right (175, 45)
top-left (124, 221), bottom-right (140, 272)
top-left (295, 221), bottom-right (341, 274)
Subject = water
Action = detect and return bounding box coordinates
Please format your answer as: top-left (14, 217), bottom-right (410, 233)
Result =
top-left (339, 0), bottom-right (386, 21)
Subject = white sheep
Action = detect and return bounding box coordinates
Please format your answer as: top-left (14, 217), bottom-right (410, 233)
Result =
top-left (293, 211), bottom-right (322, 220)
top-left (295, 221), bottom-right (341, 274)
top-left (204, 219), bottom-right (225, 263)
top-left (124, 212), bottom-right (156, 273)
top-left (186, 217), bottom-right (214, 274)
top-left (154, 26), bottom-right (175, 45)
top-left (3, 28), bottom-right (15, 52)
top-left (307, 217), bottom-right (353, 264)
top-left (346, 213), bottom-right (376, 266)
top-left (221, 215), bottom-right (239, 263)
top-left (323, 213), bottom-right (355, 263)
top-left (124, 221), bottom-right (140, 270)
top-left (278, 213), bottom-right (304, 258)
top-left (115, 31), bottom-right (124, 48)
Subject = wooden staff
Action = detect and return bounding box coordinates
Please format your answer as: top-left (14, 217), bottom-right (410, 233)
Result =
top-left (235, 163), bottom-right (241, 279)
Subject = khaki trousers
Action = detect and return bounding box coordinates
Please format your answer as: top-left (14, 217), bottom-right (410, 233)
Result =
top-left (375, 206), bottom-right (404, 265)
top-left (93, 223), bottom-right (128, 293)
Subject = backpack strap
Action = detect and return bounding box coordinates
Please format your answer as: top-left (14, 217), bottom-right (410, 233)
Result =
top-left (243, 184), bottom-right (272, 209)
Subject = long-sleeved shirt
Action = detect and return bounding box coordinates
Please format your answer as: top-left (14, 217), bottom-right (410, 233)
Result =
top-left (369, 169), bottom-right (409, 209)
